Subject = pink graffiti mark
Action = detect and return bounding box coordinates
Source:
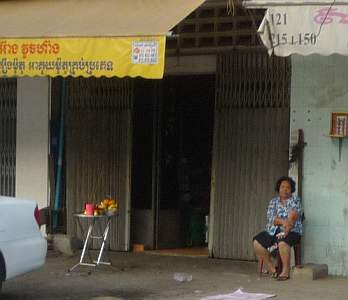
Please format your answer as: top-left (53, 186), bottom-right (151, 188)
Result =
top-left (314, 8), bottom-right (348, 25)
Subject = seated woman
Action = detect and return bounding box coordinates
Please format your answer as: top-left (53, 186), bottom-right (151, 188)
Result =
top-left (253, 176), bottom-right (303, 281)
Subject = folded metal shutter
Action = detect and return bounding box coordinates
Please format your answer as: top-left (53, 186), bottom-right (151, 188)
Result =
top-left (211, 50), bottom-right (291, 260)
top-left (0, 79), bottom-right (16, 196)
top-left (65, 77), bottom-right (133, 251)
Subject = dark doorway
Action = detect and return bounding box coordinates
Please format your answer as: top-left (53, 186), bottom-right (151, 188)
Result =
top-left (158, 75), bottom-right (214, 249)
top-left (131, 75), bottom-right (215, 250)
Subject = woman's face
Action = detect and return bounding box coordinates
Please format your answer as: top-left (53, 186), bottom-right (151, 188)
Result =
top-left (279, 180), bottom-right (292, 200)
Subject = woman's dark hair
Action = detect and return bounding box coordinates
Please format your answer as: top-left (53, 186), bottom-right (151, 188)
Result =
top-left (275, 176), bottom-right (296, 193)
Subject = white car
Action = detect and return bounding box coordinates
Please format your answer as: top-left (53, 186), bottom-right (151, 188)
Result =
top-left (0, 197), bottom-right (47, 291)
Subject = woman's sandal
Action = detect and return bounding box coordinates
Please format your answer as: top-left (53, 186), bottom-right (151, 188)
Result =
top-left (277, 275), bottom-right (289, 281)
top-left (261, 270), bottom-right (269, 276)
top-left (270, 272), bottom-right (278, 279)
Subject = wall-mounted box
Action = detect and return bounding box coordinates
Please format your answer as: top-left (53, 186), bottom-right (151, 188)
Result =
top-left (329, 112), bottom-right (348, 137)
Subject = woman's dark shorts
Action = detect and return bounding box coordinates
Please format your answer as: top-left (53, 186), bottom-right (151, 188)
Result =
top-left (253, 231), bottom-right (301, 249)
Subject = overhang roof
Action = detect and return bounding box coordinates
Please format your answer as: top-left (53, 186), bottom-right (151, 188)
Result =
top-left (0, 0), bottom-right (205, 38)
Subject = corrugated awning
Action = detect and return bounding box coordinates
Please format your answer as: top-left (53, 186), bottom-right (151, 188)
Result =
top-left (243, 1), bottom-right (348, 56)
top-left (0, 0), bottom-right (205, 78)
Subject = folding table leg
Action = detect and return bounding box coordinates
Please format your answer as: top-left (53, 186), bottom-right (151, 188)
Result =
top-left (80, 224), bottom-right (93, 263)
top-left (68, 223), bottom-right (94, 272)
top-left (95, 218), bottom-right (111, 265)
top-left (68, 215), bottom-right (115, 273)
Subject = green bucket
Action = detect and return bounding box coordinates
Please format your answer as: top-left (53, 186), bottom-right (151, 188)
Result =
top-left (190, 214), bottom-right (205, 246)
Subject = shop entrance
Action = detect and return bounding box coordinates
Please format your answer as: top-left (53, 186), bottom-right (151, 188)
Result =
top-left (131, 75), bottom-right (215, 252)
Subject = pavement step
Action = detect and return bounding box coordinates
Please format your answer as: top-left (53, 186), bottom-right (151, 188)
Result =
top-left (292, 263), bottom-right (328, 280)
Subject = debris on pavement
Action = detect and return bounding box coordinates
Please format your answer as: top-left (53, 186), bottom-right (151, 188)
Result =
top-left (201, 288), bottom-right (276, 300)
top-left (173, 272), bottom-right (193, 282)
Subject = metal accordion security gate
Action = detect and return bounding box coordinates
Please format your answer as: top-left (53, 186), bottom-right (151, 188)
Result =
top-left (0, 79), bottom-right (16, 197)
top-left (211, 50), bottom-right (291, 260)
top-left (64, 77), bottom-right (133, 251)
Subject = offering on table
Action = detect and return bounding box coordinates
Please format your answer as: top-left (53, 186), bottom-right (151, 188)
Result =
top-left (98, 198), bottom-right (118, 215)
top-left (82, 198), bottom-right (118, 216)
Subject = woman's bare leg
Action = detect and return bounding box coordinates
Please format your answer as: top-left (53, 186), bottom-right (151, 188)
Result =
top-left (253, 240), bottom-right (276, 273)
top-left (278, 241), bottom-right (291, 277)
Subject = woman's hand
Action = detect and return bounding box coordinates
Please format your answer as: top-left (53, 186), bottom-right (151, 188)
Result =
top-left (273, 217), bottom-right (293, 237)
top-left (273, 217), bottom-right (287, 227)
top-left (282, 219), bottom-right (293, 236)
top-left (285, 210), bottom-right (298, 235)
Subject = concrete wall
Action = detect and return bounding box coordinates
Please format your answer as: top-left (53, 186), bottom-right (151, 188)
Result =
top-left (16, 77), bottom-right (50, 209)
top-left (291, 54), bottom-right (348, 275)
top-left (165, 55), bottom-right (216, 75)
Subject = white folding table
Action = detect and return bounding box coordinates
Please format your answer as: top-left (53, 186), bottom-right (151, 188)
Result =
top-left (68, 213), bottom-right (117, 273)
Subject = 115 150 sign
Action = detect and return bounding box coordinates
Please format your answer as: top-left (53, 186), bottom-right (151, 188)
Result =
top-left (271, 32), bottom-right (317, 47)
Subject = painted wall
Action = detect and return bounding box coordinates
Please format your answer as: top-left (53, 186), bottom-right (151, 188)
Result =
top-left (16, 77), bottom-right (50, 209)
top-left (165, 55), bottom-right (216, 75)
top-left (291, 54), bottom-right (348, 275)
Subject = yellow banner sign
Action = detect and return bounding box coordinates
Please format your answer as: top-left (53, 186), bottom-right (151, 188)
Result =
top-left (0, 36), bottom-right (165, 79)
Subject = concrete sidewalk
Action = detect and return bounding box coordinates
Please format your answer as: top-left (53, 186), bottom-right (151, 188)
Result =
top-left (2, 250), bottom-right (348, 299)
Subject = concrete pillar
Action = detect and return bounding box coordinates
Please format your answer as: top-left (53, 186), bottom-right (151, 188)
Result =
top-left (16, 77), bottom-right (50, 209)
